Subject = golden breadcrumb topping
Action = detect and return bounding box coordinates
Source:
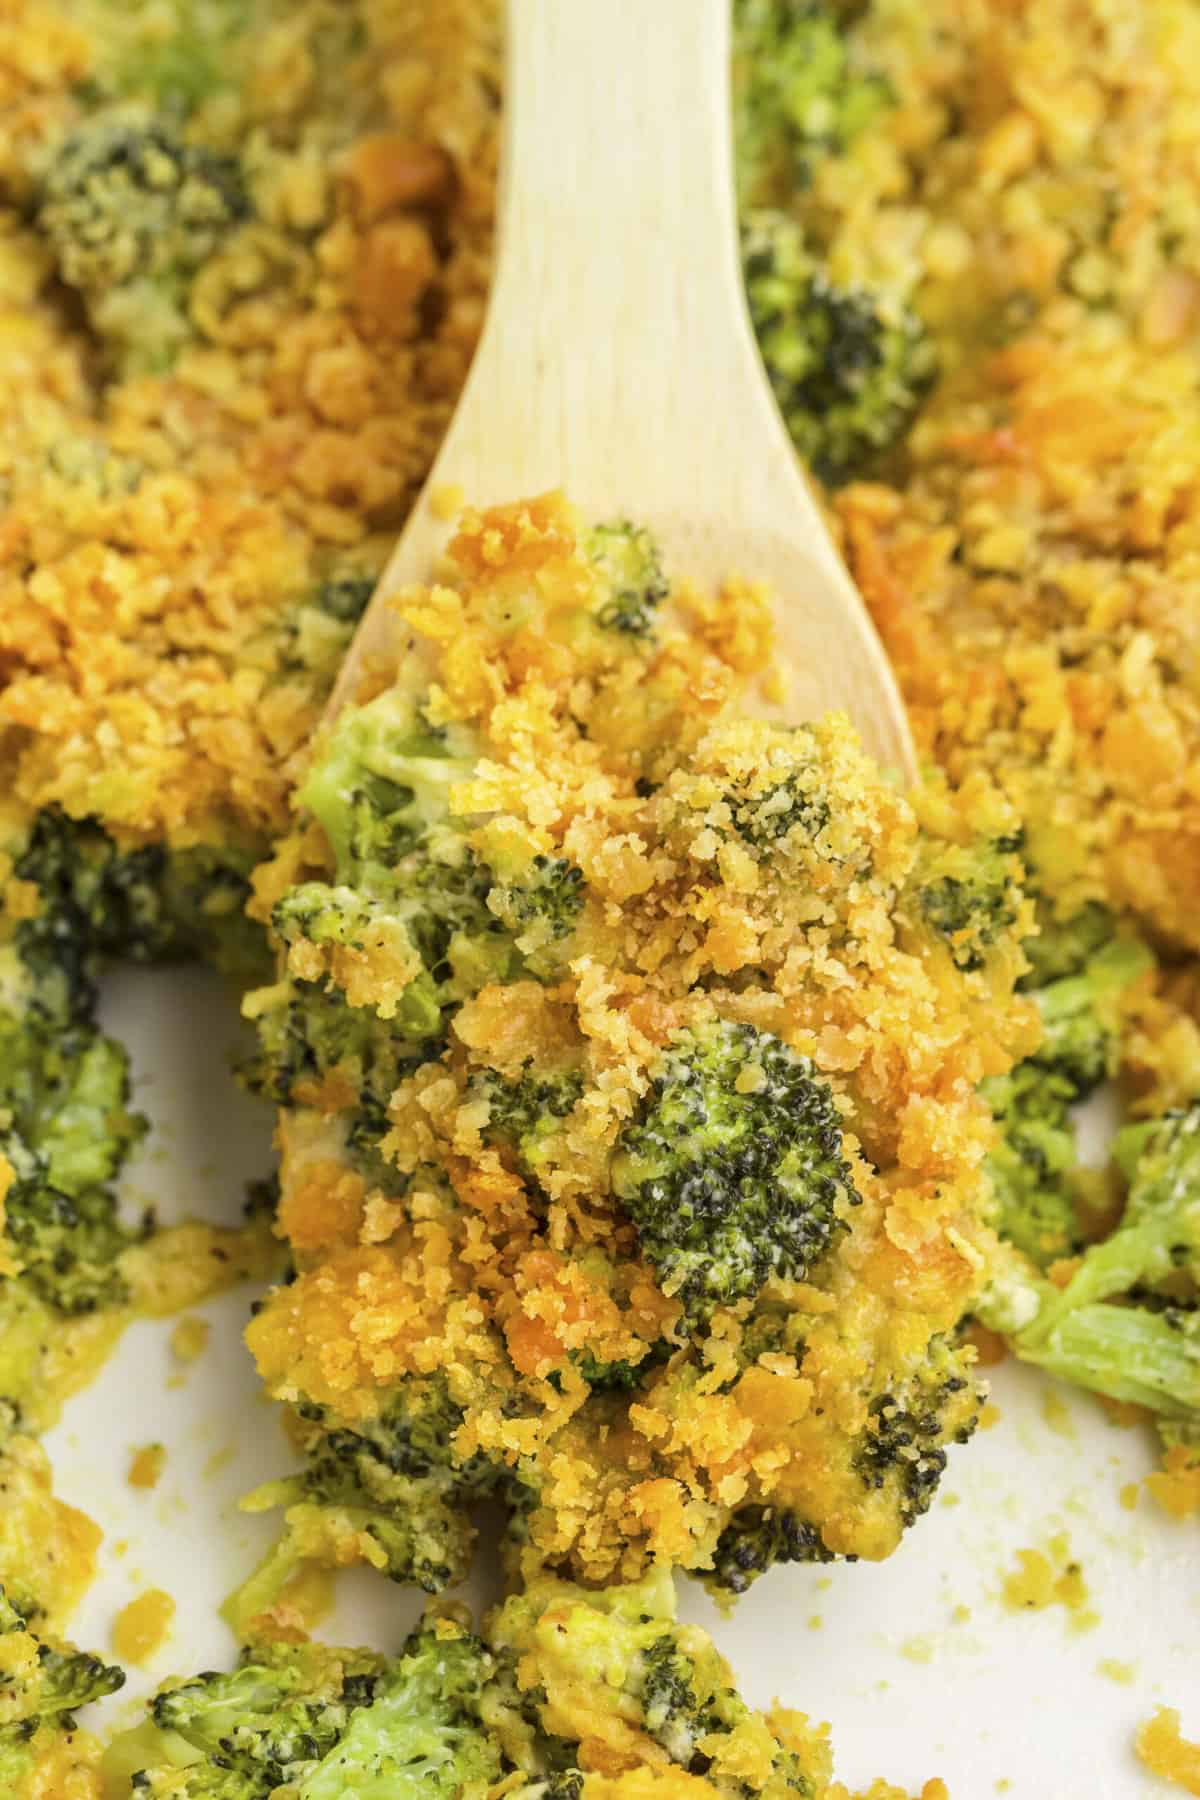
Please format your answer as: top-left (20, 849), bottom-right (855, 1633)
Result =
top-left (0, 0), bottom-right (498, 851)
top-left (246, 494), bottom-right (1034, 1591)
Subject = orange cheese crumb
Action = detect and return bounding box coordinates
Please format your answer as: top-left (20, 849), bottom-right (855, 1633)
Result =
top-left (112, 1589), bottom-right (175, 1666)
top-left (127, 1444), bottom-right (166, 1491)
top-left (1137, 1709), bottom-right (1200, 1795)
top-left (169, 1316), bottom-right (210, 1364)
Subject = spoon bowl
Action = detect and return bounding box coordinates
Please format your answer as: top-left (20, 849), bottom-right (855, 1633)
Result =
top-left (332, 0), bottom-right (915, 781)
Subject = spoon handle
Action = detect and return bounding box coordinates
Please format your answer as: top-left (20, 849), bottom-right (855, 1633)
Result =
top-left (474, 0), bottom-right (761, 504)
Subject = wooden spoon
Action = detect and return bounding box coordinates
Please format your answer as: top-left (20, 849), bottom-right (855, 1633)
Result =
top-left (331, 0), bottom-right (915, 780)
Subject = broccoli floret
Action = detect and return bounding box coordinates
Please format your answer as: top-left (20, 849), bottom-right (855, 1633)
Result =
top-left (225, 1377), bottom-right (501, 1634)
top-left (0, 1584), bottom-right (123, 1790)
top-left (486, 856), bottom-right (585, 947)
top-left (240, 982), bottom-right (435, 1190)
top-left (706, 1334), bottom-right (980, 1597)
top-left (298, 1625), bottom-right (500, 1800)
top-left (611, 1019), bottom-right (859, 1328)
top-left (1033, 935), bottom-right (1151, 1095)
top-left (256, 692), bottom-right (585, 1188)
top-left (1046, 1105), bottom-right (1200, 1321)
top-left (301, 695), bottom-right (474, 878)
top-left (80, 0), bottom-right (252, 116)
top-left (1021, 1300), bottom-right (1200, 1420)
top-left (110, 1628), bottom-right (499, 1799)
top-left (0, 1284), bottom-right (62, 1439)
top-left (982, 1103), bottom-right (1200, 1424)
top-left (284, 691), bottom-right (514, 1038)
top-left (0, 809), bottom-right (272, 1309)
top-left (473, 1065), bottom-right (585, 1188)
top-left (38, 117), bottom-right (248, 376)
top-left (584, 520), bottom-right (669, 638)
top-left (270, 575), bottom-right (382, 695)
top-left (314, 575), bottom-right (377, 624)
top-left (2, 1169), bottom-right (137, 1317)
top-left (139, 1644), bottom-right (380, 1794)
top-left (911, 830), bottom-right (1026, 974)
top-left (486, 1569), bottom-right (819, 1796)
top-left (0, 1010), bottom-right (145, 1314)
top-left (727, 771), bottom-right (830, 852)
top-left (570, 1344), bottom-right (669, 1394)
top-left (854, 1336), bottom-right (982, 1527)
top-left (743, 211), bottom-right (935, 484)
top-left (661, 720), bottom-right (860, 876)
top-left (14, 809), bottom-right (265, 988)
top-left (982, 1060), bottom-right (1084, 1268)
top-left (983, 933), bottom-right (1151, 1268)
top-left (733, 0), bottom-right (890, 208)
top-left (1019, 898), bottom-right (1117, 989)
top-left (707, 1506), bottom-right (839, 1597)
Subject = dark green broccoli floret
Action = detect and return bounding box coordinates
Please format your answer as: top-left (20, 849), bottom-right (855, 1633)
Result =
top-left (314, 576), bottom-right (376, 624)
top-left (302, 698), bottom-right (472, 877)
top-left (280, 691), bottom-right (516, 1051)
top-left (0, 1000), bottom-right (145, 1314)
top-left (473, 1064), bottom-right (585, 1188)
top-left (664, 723), bottom-right (844, 867)
top-left (14, 808), bottom-right (265, 986)
top-left (37, 118), bottom-right (249, 375)
top-left (733, 0), bottom-right (891, 208)
top-left (145, 1644), bottom-right (380, 1794)
top-left (983, 933), bottom-right (1151, 1268)
top-left (225, 1377), bottom-right (503, 1633)
top-left (584, 520), bottom-right (669, 638)
top-left (911, 830), bottom-right (1025, 974)
top-left (636, 1634), bottom-right (713, 1765)
top-left (0, 807), bottom-right (275, 1309)
top-left (982, 1103), bottom-right (1200, 1424)
top-left (854, 1336), bottom-right (981, 1528)
top-left (240, 981), bottom-right (436, 1190)
top-left (257, 692), bottom-right (588, 1191)
top-left (743, 213), bottom-right (936, 484)
top-left (270, 575), bottom-right (381, 694)
top-left (486, 856), bottom-right (585, 946)
top-left (570, 1344), bottom-right (669, 1394)
top-left (0, 1584), bottom-right (124, 1789)
top-left (2, 1167), bottom-right (138, 1317)
top-left (732, 0), bottom-right (924, 483)
top-left (707, 1506), bottom-right (839, 1597)
top-left (724, 769), bottom-right (831, 854)
top-left (611, 1019), bottom-right (859, 1328)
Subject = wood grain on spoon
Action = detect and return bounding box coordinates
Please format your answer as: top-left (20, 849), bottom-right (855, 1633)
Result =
top-left (331, 0), bottom-right (915, 783)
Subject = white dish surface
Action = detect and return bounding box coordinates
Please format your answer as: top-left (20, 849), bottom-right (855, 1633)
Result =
top-left (44, 965), bottom-right (1196, 1798)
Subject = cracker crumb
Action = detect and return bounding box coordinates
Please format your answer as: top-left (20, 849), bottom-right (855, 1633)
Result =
top-left (127, 1444), bottom-right (166, 1491)
top-left (1137, 1708), bottom-right (1200, 1795)
top-left (169, 1317), bottom-right (210, 1365)
top-left (112, 1588), bottom-right (175, 1666)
